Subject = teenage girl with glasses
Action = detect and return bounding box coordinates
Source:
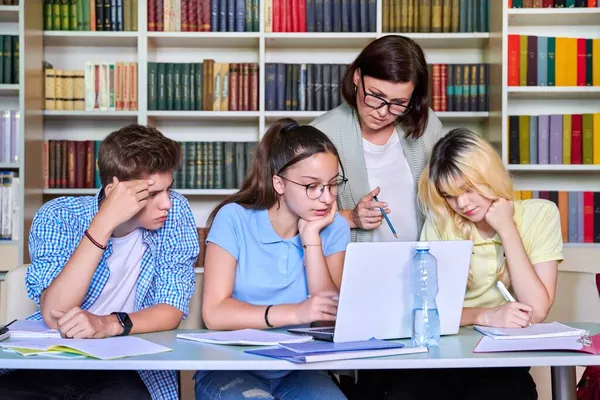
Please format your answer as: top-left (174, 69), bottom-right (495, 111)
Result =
top-left (193, 118), bottom-right (351, 400)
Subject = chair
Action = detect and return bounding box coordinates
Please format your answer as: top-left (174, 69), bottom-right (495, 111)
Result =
top-left (4, 264), bottom-right (37, 322)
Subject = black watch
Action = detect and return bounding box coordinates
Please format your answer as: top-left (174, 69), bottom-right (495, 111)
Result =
top-left (111, 312), bottom-right (133, 336)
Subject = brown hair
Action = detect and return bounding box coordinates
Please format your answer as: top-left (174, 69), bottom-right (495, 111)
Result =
top-left (341, 35), bottom-right (430, 139)
top-left (98, 124), bottom-right (182, 187)
top-left (207, 118), bottom-right (345, 228)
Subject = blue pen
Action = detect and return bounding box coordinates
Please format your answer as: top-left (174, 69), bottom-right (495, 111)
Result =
top-left (373, 195), bottom-right (398, 239)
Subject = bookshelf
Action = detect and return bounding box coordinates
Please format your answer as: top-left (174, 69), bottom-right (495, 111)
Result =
top-left (0, 3), bottom-right (43, 274)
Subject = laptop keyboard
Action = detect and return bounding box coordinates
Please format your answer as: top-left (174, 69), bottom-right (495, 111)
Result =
top-left (310, 327), bottom-right (335, 333)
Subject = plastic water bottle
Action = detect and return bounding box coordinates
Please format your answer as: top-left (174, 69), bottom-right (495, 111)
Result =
top-left (411, 242), bottom-right (441, 348)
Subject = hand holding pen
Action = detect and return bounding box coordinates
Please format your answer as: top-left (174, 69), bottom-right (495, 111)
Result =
top-left (350, 187), bottom-right (391, 231)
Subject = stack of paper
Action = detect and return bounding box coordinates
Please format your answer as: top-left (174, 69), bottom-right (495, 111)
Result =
top-left (0, 336), bottom-right (172, 360)
top-left (177, 329), bottom-right (314, 346)
top-left (473, 321), bottom-right (600, 354)
top-left (8, 320), bottom-right (61, 339)
top-left (245, 338), bottom-right (428, 363)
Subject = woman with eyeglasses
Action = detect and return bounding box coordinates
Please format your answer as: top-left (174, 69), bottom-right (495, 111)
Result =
top-left (194, 118), bottom-right (350, 400)
top-left (311, 34), bottom-right (444, 243)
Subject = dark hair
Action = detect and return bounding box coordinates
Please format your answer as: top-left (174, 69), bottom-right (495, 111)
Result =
top-left (207, 118), bottom-right (345, 228)
top-left (98, 124), bottom-right (182, 187)
top-left (341, 35), bottom-right (430, 139)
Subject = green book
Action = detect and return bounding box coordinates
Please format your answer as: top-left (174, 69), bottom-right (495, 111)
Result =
top-left (189, 63), bottom-right (196, 111)
top-left (60, 0), bottom-right (70, 30)
top-left (165, 63), bottom-right (174, 111)
top-left (11, 36), bottom-right (18, 84)
top-left (519, 115), bottom-right (530, 165)
top-left (53, 0), bottom-right (61, 31)
top-left (147, 62), bottom-right (157, 111)
top-left (582, 114), bottom-right (594, 165)
top-left (173, 63), bottom-right (182, 111)
top-left (70, 0), bottom-right (79, 30)
top-left (547, 37), bottom-right (556, 86)
top-left (213, 142), bottom-right (223, 189)
top-left (519, 35), bottom-right (528, 87)
top-left (82, 0), bottom-right (90, 30)
top-left (182, 63), bottom-right (191, 111)
top-left (157, 63), bottom-right (166, 110)
top-left (44, 0), bottom-right (54, 30)
top-left (194, 62), bottom-right (203, 111)
top-left (3, 36), bottom-right (11, 85)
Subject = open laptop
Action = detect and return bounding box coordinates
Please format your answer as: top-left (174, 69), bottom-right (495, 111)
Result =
top-left (289, 240), bottom-right (473, 343)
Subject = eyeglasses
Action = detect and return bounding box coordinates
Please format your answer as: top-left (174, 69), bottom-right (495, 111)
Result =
top-left (361, 73), bottom-right (412, 116)
top-left (278, 176), bottom-right (348, 200)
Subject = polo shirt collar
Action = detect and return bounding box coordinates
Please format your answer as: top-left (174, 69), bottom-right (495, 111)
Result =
top-left (257, 209), bottom-right (303, 249)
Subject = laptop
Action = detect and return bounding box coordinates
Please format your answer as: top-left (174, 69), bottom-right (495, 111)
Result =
top-left (289, 240), bottom-right (473, 343)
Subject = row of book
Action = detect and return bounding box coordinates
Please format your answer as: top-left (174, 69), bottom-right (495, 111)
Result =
top-left (43, 140), bottom-right (100, 189)
top-left (44, 62), bottom-right (139, 112)
top-left (148, 0), bottom-right (259, 32)
top-left (508, 114), bottom-right (600, 165)
top-left (508, 35), bottom-right (600, 87)
top-left (147, 61), bottom-right (259, 111)
top-left (510, 0), bottom-right (598, 7)
top-left (430, 63), bottom-right (489, 112)
top-left (265, 63), bottom-right (347, 112)
top-left (43, 0), bottom-right (139, 31)
top-left (172, 141), bottom-right (257, 189)
top-left (0, 0), bottom-right (17, 4)
top-left (264, 0), bottom-right (376, 32)
top-left (0, 36), bottom-right (18, 85)
top-left (383, 0), bottom-right (489, 33)
top-left (0, 172), bottom-right (19, 241)
top-left (515, 190), bottom-right (600, 244)
top-left (0, 111), bottom-right (19, 165)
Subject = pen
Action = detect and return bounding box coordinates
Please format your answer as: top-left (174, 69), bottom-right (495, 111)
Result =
top-left (496, 281), bottom-right (516, 302)
top-left (373, 195), bottom-right (398, 239)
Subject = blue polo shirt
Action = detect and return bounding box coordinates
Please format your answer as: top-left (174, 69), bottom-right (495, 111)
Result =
top-left (209, 202), bottom-right (350, 305)
top-left (194, 202), bottom-right (350, 383)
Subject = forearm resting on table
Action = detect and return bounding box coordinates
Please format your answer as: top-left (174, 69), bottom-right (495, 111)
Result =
top-left (127, 304), bottom-right (184, 334)
top-left (203, 299), bottom-right (298, 330)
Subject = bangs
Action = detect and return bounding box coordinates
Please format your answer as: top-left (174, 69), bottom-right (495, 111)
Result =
top-left (434, 169), bottom-right (477, 198)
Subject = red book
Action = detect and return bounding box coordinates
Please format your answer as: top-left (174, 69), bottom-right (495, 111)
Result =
top-left (440, 64), bottom-right (447, 112)
top-left (200, 0), bottom-right (210, 31)
top-left (577, 38), bottom-right (586, 87)
top-left (542, 0), bottom-right (553, 5)
top-left (156, 0), bottom-right (164, 31)
top-left (182, 0), bottom-right (190, 31)
top-left (189, 0), bottom-right (198, 31)
top-left (432, 64), bottom-right (441, 111)
top-left (571, 114), bottom-right (583, 164)
top-left (589, 0), bottom-right (597, 6)
top-left (148, 0), bottom-right (156, 31)
top-left (229, 64), bottom-right (239, 111)
top-left (584, 191), bottom-right (595, 243)
top-left (298, 0), bottom-right (306, 31)
top-left (291, 0), bottom-right (300, 31)
top-left (272, 0), bottom-right (280, 31)
top-left (507, 35), bottom-right (520, 86)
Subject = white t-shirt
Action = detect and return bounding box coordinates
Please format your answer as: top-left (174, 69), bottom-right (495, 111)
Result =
top-left (363, 132), bottom-right (418, 242)
top-left (87, 228), bottom-right (146, 315)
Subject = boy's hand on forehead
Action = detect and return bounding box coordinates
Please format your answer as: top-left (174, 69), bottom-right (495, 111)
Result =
top-left (98, 176), bottom-right (154, 230)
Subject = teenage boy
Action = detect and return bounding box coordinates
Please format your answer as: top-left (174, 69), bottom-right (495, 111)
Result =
top-left (0, 124), bottom-right (199, 400)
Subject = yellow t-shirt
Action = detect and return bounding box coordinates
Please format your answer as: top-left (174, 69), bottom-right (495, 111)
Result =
top-left (420, 199), bottom-right (564, 308)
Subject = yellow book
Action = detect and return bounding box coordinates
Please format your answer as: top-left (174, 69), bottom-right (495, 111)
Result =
top-left (44, 68), bottom-right (56, 111)
top-left (264, 0), bottom-right (272, 32)
top-left (521, 191), bottom-right (533, 200)
top-left (594, 113), bottom-right (600, 164)
top-left (212, 62), bottom-right (222, 112)
top-left (564, 37), bottom-right (577, 87)
top-left (55, 70), bottom-right (64, 111)
top-left (594, 39), bottom-right (600, 86)
top-left (563, 114), bottom-right (571, 164)
top-left (514, 191), bottom-right (522, 201)
top-left (582, 114), bottom-right (594, 165)
top-left (555, 37), bottom-right (567, 87)
top-left (73, 69), bottom-right (85, 111)
top-left (220, 63), bottom-right (229, 112)
top-left (519, 115), bottom-right (530, 164)
top-left (520, 35), bottom-right (528, 87)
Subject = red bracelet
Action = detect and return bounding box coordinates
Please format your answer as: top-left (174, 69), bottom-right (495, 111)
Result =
top-left (84, 230), bottom-right (107, 250)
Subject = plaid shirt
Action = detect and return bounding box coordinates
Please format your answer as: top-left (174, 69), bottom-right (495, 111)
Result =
top-left (22, 189), bottom-right (199, 400)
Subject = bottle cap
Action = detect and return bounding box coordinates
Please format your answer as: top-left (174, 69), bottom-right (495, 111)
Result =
top-left (415, 241), bottom-right (430, 250)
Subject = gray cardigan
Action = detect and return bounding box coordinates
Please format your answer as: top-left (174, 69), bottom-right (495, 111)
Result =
top-left (310, 102), bottom-right (445, 242)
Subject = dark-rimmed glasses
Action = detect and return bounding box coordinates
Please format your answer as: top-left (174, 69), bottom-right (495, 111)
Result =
top-left (361, 73), bottom-right (412, 116)
top-left (278, 176), bottom-right (348, 200)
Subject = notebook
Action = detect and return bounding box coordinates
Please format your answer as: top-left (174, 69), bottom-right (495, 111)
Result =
top-left (473, 322), bottom-right (586, 340)
top-left (246, 339), bottom-right (428, 363)
top-left (0, 336), bottom-right (172, 360)
top-left (7, 320), bottom-right (61, 339)
top-left (177, 329), bottom-right (313, 346)
top-left (474, 332), bottom-right (600, 354)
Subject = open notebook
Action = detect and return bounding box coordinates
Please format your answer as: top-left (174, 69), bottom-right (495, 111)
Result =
top-left (473, 322), bottom-right (600, 354)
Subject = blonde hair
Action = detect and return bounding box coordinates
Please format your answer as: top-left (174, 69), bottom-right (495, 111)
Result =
top-left (418, 128), bottom-right (515, 288)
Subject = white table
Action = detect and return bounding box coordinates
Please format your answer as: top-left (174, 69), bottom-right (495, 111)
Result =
top-left (1, 323), bottom-right (599, 400)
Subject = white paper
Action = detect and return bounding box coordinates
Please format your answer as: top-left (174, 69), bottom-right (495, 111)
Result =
top-left (177, 329), bottom-right (314, 346)
top-left (473, 321), bottom-right (585, 340)
top-left (8, 320), bottom-right (61, 338)
top-left (1, 336), bottom-right (171, 360)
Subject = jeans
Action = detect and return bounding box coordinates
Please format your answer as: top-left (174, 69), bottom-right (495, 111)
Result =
top-left (0, 369), bottom-right (150, 400)
top-left (195, 370), bottom-right (348, 400)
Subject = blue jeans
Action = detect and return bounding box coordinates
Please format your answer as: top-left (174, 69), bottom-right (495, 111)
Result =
top-left (195, 370), bottom-right (348, 400)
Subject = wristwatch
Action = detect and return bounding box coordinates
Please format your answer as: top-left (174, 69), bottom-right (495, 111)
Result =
top-left (111, 312), bottom-right (133, 336)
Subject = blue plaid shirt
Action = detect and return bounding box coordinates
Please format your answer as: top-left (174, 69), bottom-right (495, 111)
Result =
top-left (23, 189), bottom-right (199, 400)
